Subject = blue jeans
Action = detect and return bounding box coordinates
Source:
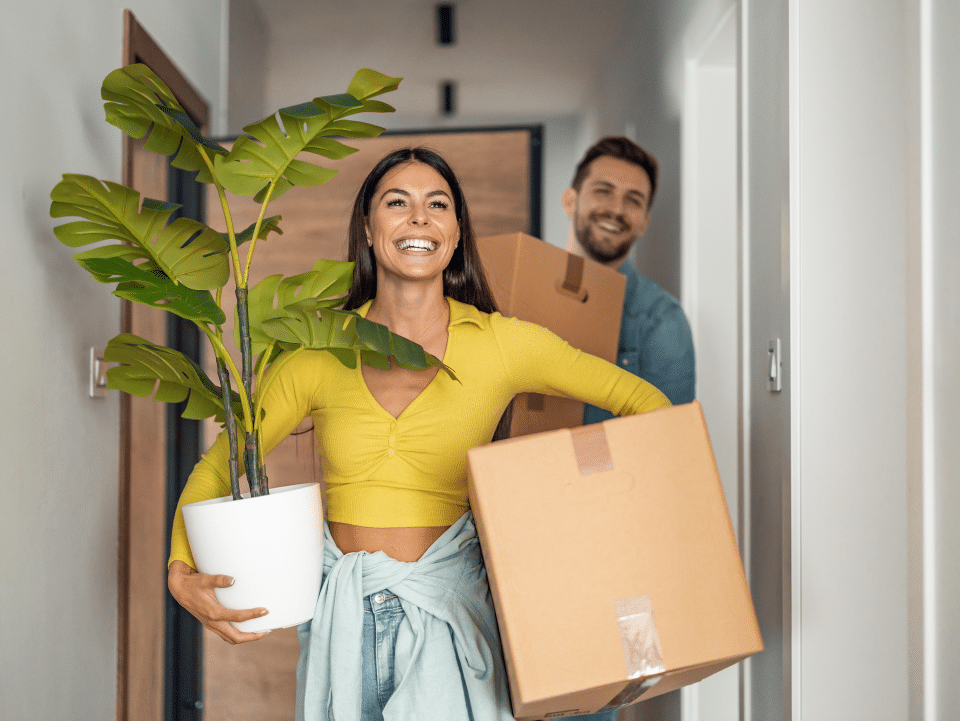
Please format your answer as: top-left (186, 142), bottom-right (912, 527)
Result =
top-left (360, 590), bottom-right (406, 720)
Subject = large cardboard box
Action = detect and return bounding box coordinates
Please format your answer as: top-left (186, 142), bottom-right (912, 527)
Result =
top-left (467, 402), bottom-right (763, 719)
top-left (477, 232), bottom-right (626, 437)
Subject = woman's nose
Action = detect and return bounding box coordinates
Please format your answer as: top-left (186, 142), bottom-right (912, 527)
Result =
top-left (409, 205), bottom-right (428, 225)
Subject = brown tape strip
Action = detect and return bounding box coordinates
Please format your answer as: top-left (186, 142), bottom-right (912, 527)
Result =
top-left (570, 424), bottom-right (614, 476)
top-left (561, 253), bottom-right (585, 294)
top-left (526, 392), bottom-right (546, 412)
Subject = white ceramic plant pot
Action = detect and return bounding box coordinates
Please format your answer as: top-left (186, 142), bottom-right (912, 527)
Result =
top-left (182, 482), bottom-right (324, 632)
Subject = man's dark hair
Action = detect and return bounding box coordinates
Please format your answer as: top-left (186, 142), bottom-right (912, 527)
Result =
top-left (571, 136), bottom-right (659, 207)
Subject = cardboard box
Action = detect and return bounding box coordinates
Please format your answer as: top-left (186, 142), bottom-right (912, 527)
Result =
top-left (467, 402), bottom-right (763, 719)
top-left (477, 232), bottom-right (626, 437)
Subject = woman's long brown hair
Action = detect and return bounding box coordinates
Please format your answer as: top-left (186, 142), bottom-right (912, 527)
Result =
top-left (342, 147), bottom-right (512, 441)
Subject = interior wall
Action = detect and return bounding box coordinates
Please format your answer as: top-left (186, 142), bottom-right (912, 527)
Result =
top-left (0, 2), bottom-right (225, 719)
top-left (742, 0), bottom-right (790, 718)
top-left (792, 1), bottom-right (910, 718)
top-left (931, 0), bottom-right (960, 715)
top-left (227, 0), bottom-right (267, 134)
top-left (585, 0), bottom-right (736, 301)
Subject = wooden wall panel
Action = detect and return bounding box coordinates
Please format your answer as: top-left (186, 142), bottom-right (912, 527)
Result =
top-left (122, 138), bottom-right (169, 721)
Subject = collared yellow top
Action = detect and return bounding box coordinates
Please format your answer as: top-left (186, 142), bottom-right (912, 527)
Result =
top-left (169, 298), bottom-right (670, 568)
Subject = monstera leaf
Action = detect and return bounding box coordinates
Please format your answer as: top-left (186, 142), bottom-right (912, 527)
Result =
top-left (243, 259), bottom-right (355, 357)
top-left (261, 308), bottom-right (457, 381)
top-left (214, 68), bottom-right (402, 202)
top-left (105, 334), bottom-right (238, 422)
top-left (51, 174), bottom-right (230, 291)
top-left (102, 64), bottom-right (228, 183)
top-left (81, 257), bottom-right (226, 326)
top-left (230, 215), bottom-right (283, 248)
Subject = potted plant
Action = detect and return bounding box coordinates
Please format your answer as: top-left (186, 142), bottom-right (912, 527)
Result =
top-left (50, 63), bottom-right (454, 631)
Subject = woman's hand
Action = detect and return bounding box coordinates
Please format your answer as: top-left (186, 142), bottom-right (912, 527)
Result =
top-left (167, 560), bottom-right (270, 645)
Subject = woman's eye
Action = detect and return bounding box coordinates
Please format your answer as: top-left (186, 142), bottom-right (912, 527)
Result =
top-left (430, 201), bottom-right (449, 209)
top-left (386, 198), bottom-right (405, 207)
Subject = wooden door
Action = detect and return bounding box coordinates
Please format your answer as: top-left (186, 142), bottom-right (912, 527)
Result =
top-left (199, 128), bottom-right (538, 720)
top-left (118, 11), bottom-right (209, 721)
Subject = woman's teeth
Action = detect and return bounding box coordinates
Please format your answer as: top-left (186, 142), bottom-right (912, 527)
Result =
top-left (396, 239), bottom-right (437, 251)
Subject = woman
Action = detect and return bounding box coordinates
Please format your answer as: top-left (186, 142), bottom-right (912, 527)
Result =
top-left (168, 148), bottom-right (670, 721)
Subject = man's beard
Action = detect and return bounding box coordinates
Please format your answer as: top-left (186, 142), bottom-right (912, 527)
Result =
top-left (573, 210), bottom-right (635, 264)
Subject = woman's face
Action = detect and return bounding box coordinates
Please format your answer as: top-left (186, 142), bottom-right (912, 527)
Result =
top-left (365, 161), bottom-right (461, 287)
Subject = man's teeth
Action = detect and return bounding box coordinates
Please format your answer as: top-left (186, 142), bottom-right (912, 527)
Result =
top-left (396, 239), bottom-right (437, 251)
top-left (597, 221), bottom-right (622, 232)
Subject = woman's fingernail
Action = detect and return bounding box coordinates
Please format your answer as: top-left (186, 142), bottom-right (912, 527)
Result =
top-left (259, 609), bottom-right (269, 616)
top-left (228, 577), bottom-right (235, 586)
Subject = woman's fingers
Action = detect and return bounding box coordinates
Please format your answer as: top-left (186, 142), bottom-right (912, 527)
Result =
top-left (168, 561), bottom-right (269, 644)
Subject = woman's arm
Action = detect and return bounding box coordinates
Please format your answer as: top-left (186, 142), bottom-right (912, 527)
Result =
top-left (494, 315), bottom-right (672, 416)
top-left (166, 351), bottom-right (325, 642)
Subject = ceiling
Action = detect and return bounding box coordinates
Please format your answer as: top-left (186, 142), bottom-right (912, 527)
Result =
top-left (249, 0), bottom-right (633, 128)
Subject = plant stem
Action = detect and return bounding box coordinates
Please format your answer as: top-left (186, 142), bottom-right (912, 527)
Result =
top-left (236, 286), bottom-right (267, 496)
top-left (243, 180), bottom-right (278, 285)
top-left (201, 329), bottom-right (253, 434)
top-left (215, 357), bottom-right (242, 501)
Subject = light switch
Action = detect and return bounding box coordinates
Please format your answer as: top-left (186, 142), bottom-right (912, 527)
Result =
top-left (768, 339), bottom-right (782, 392)
top-left (90, 347), bottom-right (107, 398)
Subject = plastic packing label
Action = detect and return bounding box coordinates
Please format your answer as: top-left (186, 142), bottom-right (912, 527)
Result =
top-left (601, 594), bottom-right (666, 710)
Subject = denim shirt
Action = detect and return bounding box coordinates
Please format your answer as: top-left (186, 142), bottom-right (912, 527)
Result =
top-left (584, 261), bottom-right (695, 425)
top-left (296, 513), bottom-right (513, 721)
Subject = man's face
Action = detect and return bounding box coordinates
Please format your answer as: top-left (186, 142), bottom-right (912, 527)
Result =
top-left (564, 156), bottom-right (652, 265)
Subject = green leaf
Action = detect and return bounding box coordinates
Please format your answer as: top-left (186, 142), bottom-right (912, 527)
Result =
top-left (261, 309), bottom-right (457, 380)
top-left (213, 71), bottom-right (400, 199)
top-left (322, 119), bottom-right (386, 139)
top-left (101, 64), bottom-right (227, 183)
top-left (213, 120), bottom-right (343, 199)
top-left (229, 215), bottom-right (283, 247)
top-left (79, 257), bottom-right (225, 326)
top-left (242, 259), bottom-right (354, 356)
top-left (345, 69), bottom-right (403, 101)
top-left (51, 174), bottom-right (230, 290)
top-left (104, 334), bottom-right (239, 422)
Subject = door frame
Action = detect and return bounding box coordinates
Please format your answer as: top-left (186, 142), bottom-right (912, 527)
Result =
top-left (118, 10), bottom-right (209, 721)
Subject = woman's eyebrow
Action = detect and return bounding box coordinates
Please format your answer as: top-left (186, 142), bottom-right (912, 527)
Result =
top-left (379, 188), bottom-right (452, 200)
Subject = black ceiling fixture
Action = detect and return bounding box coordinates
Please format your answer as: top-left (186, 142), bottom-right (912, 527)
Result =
top-left (440, 81), bottom-right (457, 116)
top-left (437, 4), bottom-right (455, 45)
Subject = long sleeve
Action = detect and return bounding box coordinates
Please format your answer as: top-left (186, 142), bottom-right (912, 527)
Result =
top-left (492, 315), bottom-right (672, 416)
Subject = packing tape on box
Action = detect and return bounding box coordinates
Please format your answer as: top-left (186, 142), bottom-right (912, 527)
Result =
top-left (555, 254), bottom-right (588, 302)
top-left (526, 392), bottom-right (546, 412)
top-left (570, 425), bottom-right (615, 475)
top-left (601, 594), bottom-right (666, 709)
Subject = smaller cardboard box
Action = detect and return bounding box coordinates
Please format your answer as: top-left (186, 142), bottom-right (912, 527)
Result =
top-left (477, 232), bottom-right (626, 437)
top-left (467, 402), bottom-right (763, 719)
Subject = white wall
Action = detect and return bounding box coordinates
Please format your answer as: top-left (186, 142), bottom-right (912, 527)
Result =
top-left (586, 0), bottom-right (736, 301)
top-left (0, 2), bottom-right (225, 719)
top-left (931, 0), bottom-right (960, 716)
top-left (791, 1), bottom-right (910, 717)
top-left (227, 0), bottom-right (267, 135)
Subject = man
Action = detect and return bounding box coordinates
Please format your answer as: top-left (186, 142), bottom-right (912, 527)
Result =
top-left (563, 136), bottom-right (695, 419)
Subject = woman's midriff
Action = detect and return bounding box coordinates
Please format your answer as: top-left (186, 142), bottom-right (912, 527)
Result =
top-left (329, 522), bottom-right (450, 562)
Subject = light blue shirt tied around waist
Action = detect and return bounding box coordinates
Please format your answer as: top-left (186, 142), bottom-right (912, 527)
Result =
top-left (295, 512), bottom-right (514, 721)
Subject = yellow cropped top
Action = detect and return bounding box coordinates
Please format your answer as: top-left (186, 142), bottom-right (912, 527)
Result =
top-left (169, 298), bottom-right (670, 568)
